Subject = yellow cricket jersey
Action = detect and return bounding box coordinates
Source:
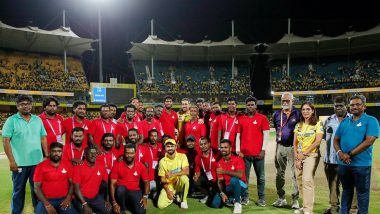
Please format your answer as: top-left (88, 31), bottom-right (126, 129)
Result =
top-left (294, 120), bottom-right (323, 153)
top-left (177, 111), bottom-right (191, 131)
top-left (158, 152), bottom-right (189, 184)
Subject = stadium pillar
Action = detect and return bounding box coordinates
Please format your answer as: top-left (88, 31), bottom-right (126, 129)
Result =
top-left (63, 10), bottom-right (67, 73)
top-left (98, 6), bottom-right (103, 82)
top-left (287, 18), bottom-right (291, 76)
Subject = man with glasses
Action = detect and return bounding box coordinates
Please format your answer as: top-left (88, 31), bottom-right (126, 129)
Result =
top-left (272, 92), bottom-right (300, 209)
top-left (2, 95), bottom-right (48, 213)
top-left (334, 95), bottom-right (379, 214)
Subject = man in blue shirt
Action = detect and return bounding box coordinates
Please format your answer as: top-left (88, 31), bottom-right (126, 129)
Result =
top-left (334, 95), bottom-right (379, 214)
top-left (2, 95), bottom-right (48, 214)
top-left (272, 92), bottom-right (300, 209)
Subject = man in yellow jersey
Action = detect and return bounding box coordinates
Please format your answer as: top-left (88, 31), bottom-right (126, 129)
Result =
top-left (157, 139), bottom-right (190, 209)
top-left (177, 98), bottom-right (191, 132)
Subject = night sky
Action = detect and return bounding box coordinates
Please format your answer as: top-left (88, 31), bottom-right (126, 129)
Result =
top-left (1, 0), bottom-right (379, 99)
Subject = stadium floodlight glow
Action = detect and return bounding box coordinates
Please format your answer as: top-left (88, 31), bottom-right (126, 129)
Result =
top-left (271, 91), bottom-right (274, 95)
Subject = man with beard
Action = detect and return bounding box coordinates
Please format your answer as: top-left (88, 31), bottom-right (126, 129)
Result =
top-left (334, 95), bottom-right (379, 214)
top-left (160, 95), bottom-right (178, 140)
top-left (62, 101), bottom-right (91, 146)
top-left (118, 128), bottom-right (149, 167)
top-left (110, 143), bottom-right (150, 214)
top-left (2, 95), bottom-right (48, 213)
top-left (180, 106), bottom-right (206, 153)
top-left (117, 104), bottom-right (143, 147)
top-left (73, 146), bottom-right (111, 214)
top-left (323, 96), bottom-right (357, 214)
top-left (157, 139), bottom-right (190, 209)
top-left (218, 97), bottom-right (240, 152)
top-left (108, 103), bottom-right (118, 124)
top-left (34, 142), bottom-right (75, 214)
top-left (88, 104), bottom-right (116, 150)
top-left (40, 97), bottom-right (64, 149)
top-left (272, 92), bottom-right (300, 209)
top-left (194, 137), bottom-right (221, 205)
top-left (236, 97), bottom-right (270, 206)
top-left (211, 139), bottom-right (247, 214)
top-left (177, 98), bottom-right (191, 132)
top-left (119, 97), bottom-right (143, 123)
top-left (209, 102), bottom-right (223, 152)
top-left (154, 104), bottom-right (164, 121)
top-left (202, 101), bottom-right (212, 136)
top-left (196, 98), bottom-right (205, 118)
top-left (142, 129), bottom-right (164, 198)
top-left (140, 106), bottom-right (163, 141)
top-left (63, 127), bottom-right (87, 166)
top-left (97, 133), bottom-right (118, 175)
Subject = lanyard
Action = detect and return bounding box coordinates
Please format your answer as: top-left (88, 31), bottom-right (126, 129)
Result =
top-left (104, 152), bottom-right (115, 169)
top-left (225, 116), bottom-right (237, 132)
top-left (279, 110), bottom-right (291, 138)
top-left (71, 143), bottom-right (84, 160)
top-left (149, 146), bottom-right (155, 161)
top-left (201, 150), bottom-right (213, 172)
top-left (46, 118), bottom-right (61, 136)
top-left (101, 120), bottom-right (114, 133)
top-left (125, 121), bottom-right (138, 132)
top-left (72, 116), bottom-right (86, 129)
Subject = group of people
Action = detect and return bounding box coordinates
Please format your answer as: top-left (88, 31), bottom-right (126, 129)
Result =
top-left (2, 92), bottom-right (378, 214)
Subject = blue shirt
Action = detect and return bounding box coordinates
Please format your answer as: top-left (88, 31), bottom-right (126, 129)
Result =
top-left (273, 108), bottom-right (301, 146)
top-left (335, 113), bottom-right (379, 166)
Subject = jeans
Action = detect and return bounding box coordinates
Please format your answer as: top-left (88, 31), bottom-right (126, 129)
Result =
top-left (73, 194), bottom-right (111, 214)
top-left (116, 186), bottom-right (146, 214)
top-left (339, 165), bottom-right (371, 214)
top-left (11, 165), bottom-right (37, 214)
top-left (211, 177), bottom-right (248, 208)
top-left (35, 197), bottom-right (75, 214)
top-left (244, 155), bottom-right (265, 200)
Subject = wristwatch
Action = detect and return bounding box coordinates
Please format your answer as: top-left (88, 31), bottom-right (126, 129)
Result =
top-left (348, 151), bottom-right (353, 157)
top-left (219, 192), bottom-right (225, 197)
top-left (143, 194), bottom-right (149, 199)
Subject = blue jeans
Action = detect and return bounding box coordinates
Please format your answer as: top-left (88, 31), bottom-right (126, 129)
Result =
top-left (73, 194), bottom-right (111, 214)
top-left (339, 165), bottom-right (371, 214)
top-left (211, 177), bottom-right (247, 208)
top-left (35, 197), bottom-right (75, 214)
top-left (11, 165), bottom-right (37, 214)
top-left (116, 186), bottom-right (146, 214)
top-left (244, 156), bottom-right (265, 199)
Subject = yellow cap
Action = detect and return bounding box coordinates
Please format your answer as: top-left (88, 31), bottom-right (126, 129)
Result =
top-left (164, 139), bottom-right (177, 145)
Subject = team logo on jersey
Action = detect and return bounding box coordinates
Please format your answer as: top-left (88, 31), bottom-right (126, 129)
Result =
top-left (172, 115), bottom-right (175, 119)
top-left (133, 171), bottom-right (138, 176)
top-left (253, 120), bottom-right (257, 125)
top-left (357, 122), bottom-right (362, 127)
top-left (231, 165), bottom-right (235, 170)
top-left (97, 171), bottom-right (101, 176)
top-left (292, 119), bottom-right (296, 122)
top-left (193, 126), bottom-right (196, 130)
top-left (211, 158), bottom-right (215, 162)
top-left (61, 168), bottom-right (67, 174)
top-left (84, 126), bottom-right (88, 130)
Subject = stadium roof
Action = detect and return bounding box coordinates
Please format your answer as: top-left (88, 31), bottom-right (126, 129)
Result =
top-left (266, 23), bottom-right (380, 59)
top-left (127, 35), bottom-right (257, 61)
top-left (0, 21), bottom-right (95, 56)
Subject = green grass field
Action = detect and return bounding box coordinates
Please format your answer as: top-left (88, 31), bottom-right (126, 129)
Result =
top-left (1, 133), bottom-right (379, 214)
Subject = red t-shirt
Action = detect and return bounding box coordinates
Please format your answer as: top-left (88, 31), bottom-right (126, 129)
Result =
top-left (33, 159), bottom-right (73, 198)
top-left (160, 109), bottom-right (178, 139)
top-left (110, 161), bottom-right (148, 191)
top-left (116, 120), bottom-right (142, 139)
top-left (39, 112), bottom-right (64, 149)
top-left (139, 119), bottom-right (163, 140)
top-left (218, 114), bottom-right (240, 152)
top-left (209, 113), bottom-right (222, 151)
top-left (73, 161), bottom-right (108, 199)
top-left (119, 112), bottom-right (143, 123)
top-left (117, 144), bottom-right (149, 165)
top-left (88, 118), bottom-right (117, 147)
top-left (195, 150), bottom-right (221, 182)
top-left (184, 120), bottom-right (206, 152)
top-left (97, 148), bottom-right (119, 175)
top-left (141, 143), bottom-right (164, 181)
top-left (62, 116), bottom-right (91, 146)
top-left (217, 155), bottom-right (246, 186)
top-left (237, 113), bottom-right (270, 156)
top-left (62, 143), bottom-right (87, 162)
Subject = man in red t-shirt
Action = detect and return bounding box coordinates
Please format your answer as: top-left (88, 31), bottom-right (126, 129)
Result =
top-left (73, 146), bottom-right (111, 214)
top-left (211, 139), bottom-right (247, 214)
top-left (160, 95), bottom-right (178, 140)
top-left (110, 143), bottom-right (150, 214)
top-left (88, 104), bottom-right (117, 150)
top-left (62, 101), bottom-right (91, 146)
top-left (139, 106), bottom-right (163, 141)
top-left (181, 106), bottom-right (206, 153)
top-left (236, 97), bottom-right (270, 206)
top-left (63, 127), bottom-right (87, 166)
top-left (209, 102), bottom-right (223, 152)
top-left (218, 98), bottom-right (240, 152)
top-left (116, 104), bottom-right (143, 146)
top-left (34, 142), bottom-right (75, 214)
top-left (194, 137), bottom-right (221, 204)
top-left (39, 97), bottom-right (64, 149)
top-left (97, 133), bottom-right (119, 175)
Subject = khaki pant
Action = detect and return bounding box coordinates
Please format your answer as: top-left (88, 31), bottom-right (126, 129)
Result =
top-left (296, 153), bottom-right (320, 213)
top-left (275, 144), bottom-right (299, 199)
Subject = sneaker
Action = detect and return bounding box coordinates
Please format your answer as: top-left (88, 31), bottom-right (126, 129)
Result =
top-left (233, 202), bottom-right (242, 214)
top-left (226, 198), bottom-right (235, 207)
top-left (199, 195), bottom-right (209, 204)
top-left (294, 208), bottom-right (303, 214)
top-left (291, 199), bottom-right (300, 209)
top-left (241, 196), bottom-right (249, 205)
top-left (256, 198), bottom-right (266, 207)
top-left (272, 198), bottom-right (287, 207)
top-left (180, 202), bottom-right (188, 209)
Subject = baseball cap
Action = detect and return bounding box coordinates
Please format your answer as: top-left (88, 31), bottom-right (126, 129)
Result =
top-left (164, 138), bottom-right (177, 145)
top-left (186, 135), bottom-right (196, 142)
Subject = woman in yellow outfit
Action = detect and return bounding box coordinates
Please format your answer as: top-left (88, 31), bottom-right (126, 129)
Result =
top-left (293, 101), bottom-right (323, 214)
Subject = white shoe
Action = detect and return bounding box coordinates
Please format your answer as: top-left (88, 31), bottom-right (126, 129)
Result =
top-left (272, 198), bottom-right (287, 207)
top-left (199, 195), bottom-right (209, 204)
top-left (294, 208), bottom-right (303, 214)
top-left (291, 199), bottom-right (300, 209)
top-left (175, 194), bottom-right (181, 203)
top-left (180, 202), bottom-right (188, 209)
top-left (233, 202), bottom-right (242, 214)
